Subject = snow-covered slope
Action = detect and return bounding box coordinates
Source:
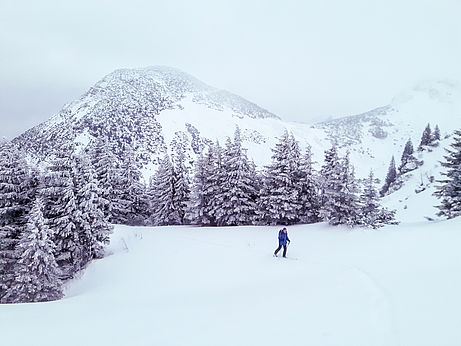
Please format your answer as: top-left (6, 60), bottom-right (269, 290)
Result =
top-left (380, 133), bottom-right (450, 222)
top-left (12, 67), bottom-right (461, 177)
top-left (12, 66), bottom-right (326, 169)
top-left (2, 221), bottom-right (461, 346)
top-left (307, 79), bottom-right (461, 221)
top-left (314, 80), bottom-right (461, 177)
top-left (13, 66), bottom-right (461, 174)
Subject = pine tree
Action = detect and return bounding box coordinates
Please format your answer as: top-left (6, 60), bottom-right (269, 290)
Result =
top-left (149, 155), bottom-right (180, 225)
top-left (172, 142), bottom-right (191, 225)
top-left (360, 171), bottom-right (397, 228)
top-left (111, 143), bottom-right (146, 225)
top-left (320, 150), bottom-right (360, 226)
top-left (399, 138), bottom-right (419, 174)
top-left (258, 130), bottom-right (301, 225)
top-left (319, 144), bottom-right (340, 207)
top-left (188, 143), bottom-right (222, 226)
top-left (213, 127), bottom-right (258, 226)
top-left (41, 142), bottom-right (79, 275)
top-left (88, 137), bottom-right (116, 219)
top-left (433, 125), bottom-right (441, 142)
top-left (380, 156), bottom-right (397, 196)
top-left (0, 145), bottom-right (32, 302)
top-left (338, 152), bottom-right (361, 225)
top-left (206, 141), bottom-right (225, 226)
top-left (188, 152), bottom-right (208, 225)
top-left (4, 198), bottom-right (63, 303)
top-left (296, 146), bottom-right (321, 223)
top-left (360, 171), bottom-right (381, 221)
top-left (402, 138), bottom-right (414, 161)
top-left (418, 123), bottom-right (432, 150)
top-left (74, 156), bottom-right (113, 267)
top-left (434, 129), bottom-right (461, 218)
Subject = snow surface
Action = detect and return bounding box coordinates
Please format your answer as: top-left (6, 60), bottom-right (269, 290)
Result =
top-left (156, 95), bottom-right (328, 168)
top-left (314, 79), bottom-right (461, 177)
top-left (2, 219), bottom-right (461, 346)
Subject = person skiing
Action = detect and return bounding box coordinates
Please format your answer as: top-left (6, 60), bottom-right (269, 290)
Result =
top-left (274, 227), bottom-right (290, 258)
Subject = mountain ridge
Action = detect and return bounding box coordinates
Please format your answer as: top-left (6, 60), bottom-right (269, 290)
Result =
top-left (12, 68), bottom-right (461, 181)
top-left (12, 66), bottom-right (283, 167)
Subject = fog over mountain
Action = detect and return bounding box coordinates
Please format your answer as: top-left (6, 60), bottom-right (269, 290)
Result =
top-left (1, 0), bottom-right (460, 138)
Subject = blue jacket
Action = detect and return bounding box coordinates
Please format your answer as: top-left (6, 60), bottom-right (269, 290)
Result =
top-left (278, 229), bottom-right (290, 246)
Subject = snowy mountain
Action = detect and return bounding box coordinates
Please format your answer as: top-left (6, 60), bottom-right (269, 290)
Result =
top-left (11, 68), bottom-right (461, 208)
top-left (12, 66), bottom-right (296, 168)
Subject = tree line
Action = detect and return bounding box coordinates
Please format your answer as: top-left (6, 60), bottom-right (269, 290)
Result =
top-left (4, 121), bottom-right (461, 304)
top-left (150, 128), bottom-right (396, 228)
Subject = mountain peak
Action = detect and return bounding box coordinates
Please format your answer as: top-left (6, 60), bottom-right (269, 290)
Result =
top-left (13, 65), bottom-right (281, 165)
top-left (95, 65), bottom-right (212, 96)
top-left (85, 65), bottom-right (278, 121)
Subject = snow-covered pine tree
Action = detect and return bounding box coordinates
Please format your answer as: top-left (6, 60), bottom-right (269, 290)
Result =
top-left (41, 141), bottom-right (79, 276)
top-left (188, 143), bottom-right (223, 226)
top-left (402, 138), bottom-right (415, 161)
top-left (433, 124), bottom-right (441, 142)
top-left (258, 130), bottom-right (301, 225)
top-left (4, 198), bottom-right (63, 303)
top-left (111, 143), bottom-right (147, 225)
top-left (205, 141), bottom-right (225, 226)
top-left (296, 145), bottom-right (321, 223)
top-left (149, 155), bottom-right (180, 225)
top-left (319, 144), bottom-right (340, 207)
top-left (360, 170), bottom-right (397, 228)
top-left (418, 123), bottom-right (432, 151)
top-left (288, 133), bottom-right (301, 173)
top-left (74, 156), bottom-right (113, 268)
top-left (399, 138), bottom-right (420, 174)
top-left (171, 141), bottom-right (191, 225)
top-left (0, 145), bottom-right (32, 303)
top-left (129, 180), bottom-right (150, 226)
top-left (337, 152), bottom-right (361, 225)
top-left (88, 137), bottom-right (116, 219)
top-left (249, 159), bottom-right (263, 210)
top-left (320, 150), bottom-right (360, 226)
top-left (212, 127), bottom-right (258, 226)
top-left (188, 152), bottom-right (208, 225)
top-left (380, 156), bottom-right (397, 196)
top-left (360, 170), bottom-right (381, 226)
top-left (434, 129), bottom-right (461, 219)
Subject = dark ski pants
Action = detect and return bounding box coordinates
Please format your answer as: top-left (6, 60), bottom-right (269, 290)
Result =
top-left (274, 244), bottom-right (287, 257)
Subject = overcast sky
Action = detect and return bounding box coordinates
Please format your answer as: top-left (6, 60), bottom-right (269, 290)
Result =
top-left (1, 0), bottom-right (460, 138)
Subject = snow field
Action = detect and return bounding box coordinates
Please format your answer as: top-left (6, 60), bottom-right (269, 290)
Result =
top-left (2, 220), bottom-right (461, 346)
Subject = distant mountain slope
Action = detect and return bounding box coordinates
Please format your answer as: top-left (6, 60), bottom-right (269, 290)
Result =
top-left (313, 80), bottom-right (461, 177)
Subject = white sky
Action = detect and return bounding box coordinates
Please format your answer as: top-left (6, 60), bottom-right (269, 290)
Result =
top-left (1, 0), bottom-right (460, 138)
